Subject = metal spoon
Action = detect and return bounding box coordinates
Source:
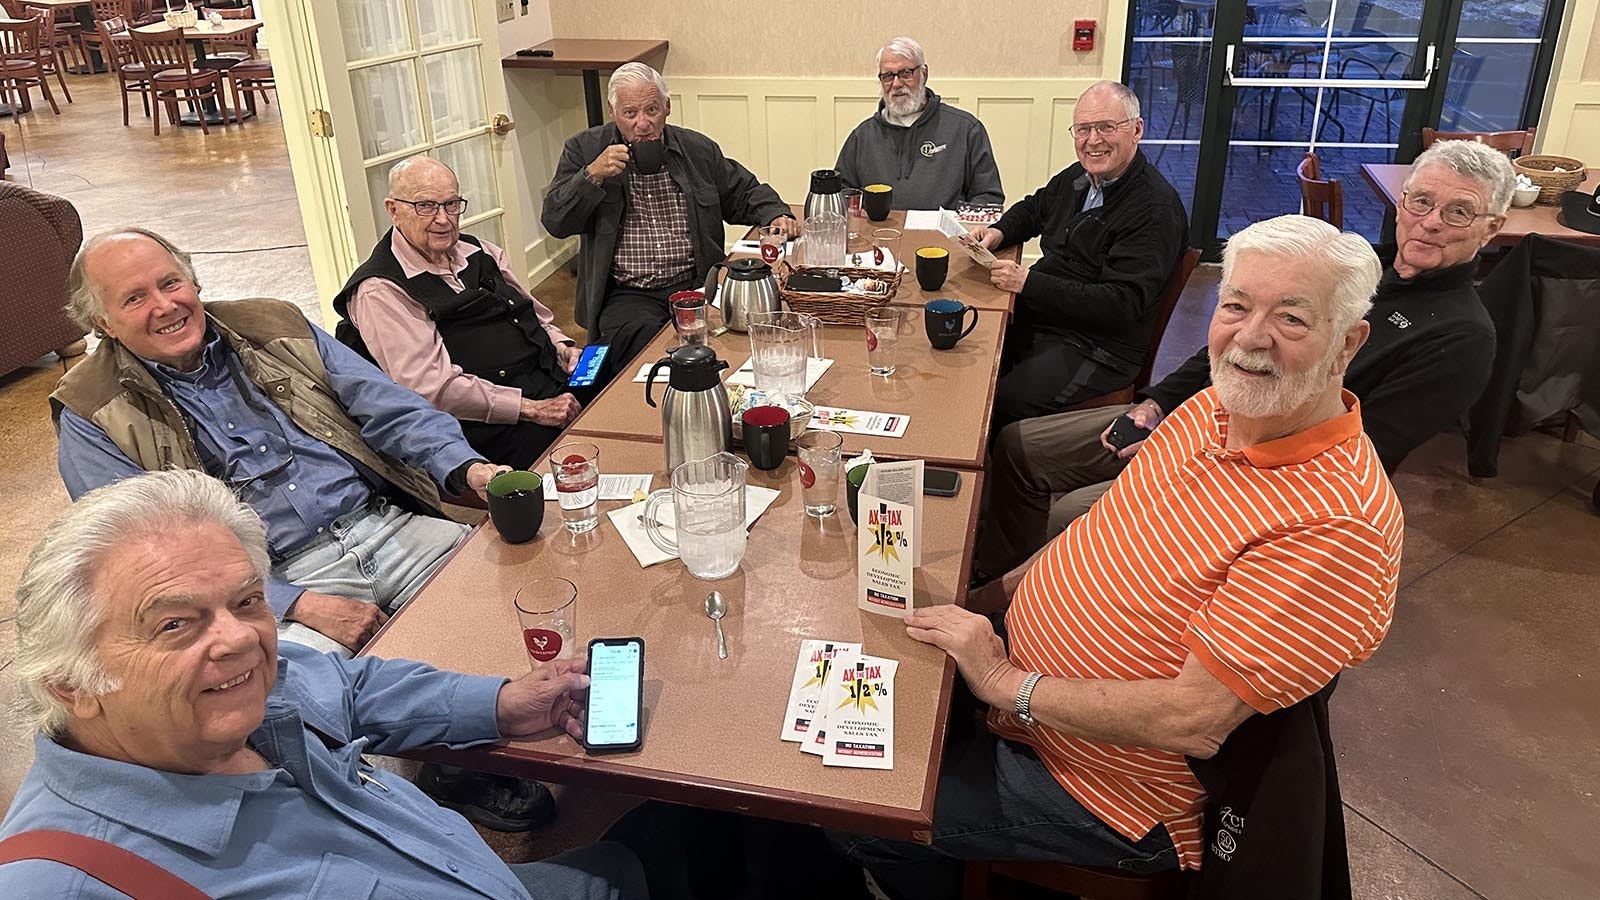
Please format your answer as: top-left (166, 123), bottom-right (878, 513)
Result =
top-left (704, 591), bottom-right (728, 660)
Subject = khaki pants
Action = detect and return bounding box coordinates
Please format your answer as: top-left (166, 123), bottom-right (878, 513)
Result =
top-left (974, 403), bottom-right (1135, 581)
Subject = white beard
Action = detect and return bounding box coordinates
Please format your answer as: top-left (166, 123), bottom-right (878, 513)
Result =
top-left (1209, 346), bottom-right (1334, 419)
top-left (884, 88), bottom-right (926, 120)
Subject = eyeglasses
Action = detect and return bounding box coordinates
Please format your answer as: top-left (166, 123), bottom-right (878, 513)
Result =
top-left (877, 65), bottom-right (924, 84)
top-left (1400, 191), bottom-right (1491, 228)
top-left (392, 196), bottom-right (468, 218)
top-left (1070, 118), bottom-right (1134, 140)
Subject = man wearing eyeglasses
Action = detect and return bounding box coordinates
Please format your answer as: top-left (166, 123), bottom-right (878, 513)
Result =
top-left (833, 36), bottom-right (1003, 211)
top-left (966, 80), bottom-right (1189, 429)
top-left (334, 156), bottom-right (593, 470)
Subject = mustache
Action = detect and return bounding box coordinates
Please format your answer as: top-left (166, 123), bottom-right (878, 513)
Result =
top-left (1220, 348), bottom-right (1280, 376)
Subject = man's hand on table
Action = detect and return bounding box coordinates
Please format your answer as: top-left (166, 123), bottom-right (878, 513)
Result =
top-left (288, 590), bottom-right (389, 652)
top-left (497, 657), bottom-right (591, 741)
top-left (906, 606), bottom-right (1026, 709)
top-left (988, 259), bottom-right (1028, 294)
top-left (558, 342), bottom-right (584, 374)
top-left (586, 144), bottom-right (630, 182)
top-left (1099, 398), bottom-right (1165, 460)
top-left (769, 215), bottom-right (801, 239)
top-left (467, 461), bottom-right (513, 501)
top-left (520, 393), bottom-right (582, 428)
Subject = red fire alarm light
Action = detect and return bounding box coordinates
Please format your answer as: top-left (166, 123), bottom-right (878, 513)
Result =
top-left (1074, 20), bottom-right (1096, 51)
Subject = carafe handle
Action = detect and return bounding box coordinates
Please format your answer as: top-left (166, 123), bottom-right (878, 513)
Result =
top-left (644, 357), bottom-right (671, 408)
top-left (702, 262), bottom-right (727, 306)
top-left (641, 489), bottom-right (678, 556)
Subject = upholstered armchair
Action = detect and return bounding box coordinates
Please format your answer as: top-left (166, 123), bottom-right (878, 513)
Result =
top-left (0, 181), bottom-right (88, 376)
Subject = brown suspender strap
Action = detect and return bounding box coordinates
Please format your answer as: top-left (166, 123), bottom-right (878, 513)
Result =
top-left (0, 830), bottom-right (213, 900)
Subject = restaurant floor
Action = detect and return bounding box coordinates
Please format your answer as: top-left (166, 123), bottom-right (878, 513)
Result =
top-left (2, 73), bottom-right (1597, 900)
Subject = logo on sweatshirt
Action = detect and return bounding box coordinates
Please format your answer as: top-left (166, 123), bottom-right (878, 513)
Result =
top-left (919, 141), bottom-right (948, 158)
top-left (1388, 311), bottom-right (1411, 329)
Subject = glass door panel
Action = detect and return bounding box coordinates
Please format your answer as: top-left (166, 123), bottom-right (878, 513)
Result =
top-left (1128, 0), bottom-right (1216, 216)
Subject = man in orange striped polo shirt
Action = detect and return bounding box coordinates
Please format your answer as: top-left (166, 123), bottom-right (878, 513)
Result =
top-left (833, 215), bottom-right (1402, 898)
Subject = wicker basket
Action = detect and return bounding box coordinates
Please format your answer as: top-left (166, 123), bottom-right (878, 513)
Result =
top-left (776, 262), bottom-right (902, 325)
top-left (1513, 155), bottom-right (1587, 205)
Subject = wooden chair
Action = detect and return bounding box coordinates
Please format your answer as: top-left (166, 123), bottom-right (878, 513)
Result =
top-left (197, 4), bottom-right (256, 71)
top-left (80, 0), bottom-right (133, 65)
top-left (1420, 127), bottom-right (1536, 157)
top-left (1064, 248), bottom-right (1203, 411)
top-left (22, 5), bottom-right (73, 103)
top-left (129, 26), bottom-right (228, 134)
top-left (225, 56), bottom-right (271, 121)
top-left (1296, 152), bottom-right (1344, 229)
top-left (0, 17), bottom-right (61, 117)
top-left (962, 860), bottom-right (1191, 900)
top-left (97, 17), bottom-right (152, 126)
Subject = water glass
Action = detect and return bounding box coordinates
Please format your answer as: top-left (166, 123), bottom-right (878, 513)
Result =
top-left (796, 431), bottom-right (843, 518)
top-left (670, 291), bottom-right (709, 346)
top-left (865, 307), bottom-right (902, 377)
top-left (514, 577), bottom-right (578, 665)
top-left (871, 227), bottom-right (903, 271)
top-left (549, 442), bottom-right (600, 534)
top-left (758, 225), bottom-right (788, 266)
top-left (842, 188), bottom-right (864, 239)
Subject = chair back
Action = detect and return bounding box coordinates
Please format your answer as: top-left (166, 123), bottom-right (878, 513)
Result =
top-left (1297, 152), bottom-right (1344, 229)
top-left (1421, 127), bottom-right (1536, 157)
top-left (130, 26), bottom-right (194, 74)
top-left (90, 0), bottom-right (132, 22)
top-left (1136, 247), bottom-right (1202, 392)
top-left (95, 16), bottom-right (130, 67)
top-left (201, 7), bottom-right (255, 55)
top-left (0, 17), bottom-right (43, 64)
top-left (20, 5), bottom-right (56, 48)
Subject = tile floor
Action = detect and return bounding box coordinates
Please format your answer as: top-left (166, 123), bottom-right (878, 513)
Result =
top-left (2, 69), bottom-right (1598, 900)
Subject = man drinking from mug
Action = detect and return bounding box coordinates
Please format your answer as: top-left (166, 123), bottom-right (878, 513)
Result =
top-left (542, 62), bottom-right (798, 369)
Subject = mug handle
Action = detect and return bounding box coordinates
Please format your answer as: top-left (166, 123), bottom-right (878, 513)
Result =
top-left (641, 489), bottom-right (678, 556)
top-left (960, 305), bottom-right (979, 339)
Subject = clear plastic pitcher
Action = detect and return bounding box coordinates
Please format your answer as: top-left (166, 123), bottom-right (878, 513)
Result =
top-left (643, 452), bottom-right (748, 580)
top-left (801, 210), bottom-right (847, 268)
top-left (747, 310), bottom-right (823, 400)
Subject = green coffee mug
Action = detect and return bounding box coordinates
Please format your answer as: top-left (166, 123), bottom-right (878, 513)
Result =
top-left (845, 464), bottom-right (870, 524)
top-left (488, 470), bottom-right (545, 544)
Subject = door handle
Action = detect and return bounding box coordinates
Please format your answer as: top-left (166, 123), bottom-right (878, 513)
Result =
top-left (1222, 43), bottom-right (1436, 90)
top-left (492, 113), bottom-right (515, 135)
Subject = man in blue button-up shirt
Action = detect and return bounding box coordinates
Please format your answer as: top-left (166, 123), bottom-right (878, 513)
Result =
top-left (0, 470), bottom-right (646, 899)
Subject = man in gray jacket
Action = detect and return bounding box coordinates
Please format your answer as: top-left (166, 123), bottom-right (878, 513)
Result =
top-left (834, 37), bottom-right (1004, 211)
top-left (541, 62), bottom-right (797, 368)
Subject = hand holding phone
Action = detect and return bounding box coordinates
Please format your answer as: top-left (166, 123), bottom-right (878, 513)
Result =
top-left (495, 657), bottom-right (589, 742)
top-left (568, 344), bottom-right (609, 387)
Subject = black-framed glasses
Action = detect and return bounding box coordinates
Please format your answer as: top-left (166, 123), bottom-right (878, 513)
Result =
top-left (393, 196), bottom-right (468, 217)
top-left (1069, 118), bottom-right (1134, 140)
top-left (877, 65), bottom-right (924, 84)
top-left (1400, 191), bottom-right (1492, 228)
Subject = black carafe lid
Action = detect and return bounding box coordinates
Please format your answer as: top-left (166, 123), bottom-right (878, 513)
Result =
top-left (809, 169), bottom-right (843, 195)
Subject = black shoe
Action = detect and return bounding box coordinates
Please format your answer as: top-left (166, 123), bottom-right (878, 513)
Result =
top-left (416, 763), bottom-right (557, 832)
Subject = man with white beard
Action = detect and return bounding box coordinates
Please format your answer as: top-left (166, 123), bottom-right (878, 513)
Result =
top-left (833, 214), bottom-right (1403, 898)
top-left (834, 36), bottom-right (1004, 210)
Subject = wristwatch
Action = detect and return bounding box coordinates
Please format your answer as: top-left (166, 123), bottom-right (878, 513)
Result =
top-left (1014, 672), bottom-right (1044, 726)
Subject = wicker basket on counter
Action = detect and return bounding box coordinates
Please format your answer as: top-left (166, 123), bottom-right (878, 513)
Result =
top-left (775, 261), bottom-right (902, 325)
top-left (1513, 155), bottom-right (1587, 204)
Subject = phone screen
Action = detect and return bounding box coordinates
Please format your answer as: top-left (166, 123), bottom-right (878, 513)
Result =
top-left (568, 344), bottom-right (610, 388)
top-left (585, 638), bottom-right (642, 751)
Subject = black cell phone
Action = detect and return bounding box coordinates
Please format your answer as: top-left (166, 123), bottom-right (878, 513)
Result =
top-left (516, 47), bottom-right (554, 57)
top-left (567, 344), bottom-right (609, 387)
top-left (1105, 414), bottom-right (1153, 451)
top-left (583, 637), bottom-right (644, 754)
top-left (787, 272), bottom-right (845, 292)
top-left (924, 467), bottom-right (962, 497)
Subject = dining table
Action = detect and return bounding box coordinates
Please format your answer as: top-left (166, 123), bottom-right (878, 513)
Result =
top-left (1360, 162), bottom-right (1600, 248)
top-left (131, 17), bottom-right (264, 125)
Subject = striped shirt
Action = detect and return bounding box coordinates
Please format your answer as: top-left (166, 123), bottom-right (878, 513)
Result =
top-left (990, 387), bottom-right (1402, 870)
top-left (612, 169), bottom-right (695, 288)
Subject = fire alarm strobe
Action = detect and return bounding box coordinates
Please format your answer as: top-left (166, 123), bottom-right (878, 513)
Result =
top-left (1073, 20), bottom-right (1096, 51)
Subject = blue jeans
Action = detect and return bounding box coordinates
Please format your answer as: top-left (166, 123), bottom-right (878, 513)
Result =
top-left (510, 841), bottom-right (649, 900)
top-left (830, 736), bottom-right (1177, 900)
top-left (275, 499), bottom-right (469, 656)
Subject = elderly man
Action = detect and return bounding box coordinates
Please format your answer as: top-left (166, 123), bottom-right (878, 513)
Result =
top-left (833, 215), bottom-right (1403, 898)
top-left (968, 80), bottom-right (1188, 428)
top-left (974, 139), bottom-right (1508, 580)
top-left (834, 36), bottom-right (1004, 211)
top-left (542, 62), bottom-right (797, 369)
top-left (335, 155), bottom-right (593, 470)
top-left (0, 470), bottom-right (647, 899)
top-left (51, 227), bottom-right (558, 831)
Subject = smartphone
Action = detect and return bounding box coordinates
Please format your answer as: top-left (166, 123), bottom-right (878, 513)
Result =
top-left (1105, 414), bottom-right (1153, 451)
top-left (567, 344), bottom-right (609, 388)
top-left (924, 467), bottom-right (962, 497)
top-left (583, 637), bottom-right (644, 754)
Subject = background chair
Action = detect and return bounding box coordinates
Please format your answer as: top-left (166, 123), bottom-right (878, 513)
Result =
top-left (97, 16), bottom-right (151, 126)
top-left (0, 182), bottom-right (89, 377)
top-left (22, 4), bottom-right (73, 103)
top-left (1296, 152), bottom-right (1344, 228)
top-left (225, 55), bottom-right (272, 120)
top-left (130, 26), bottom-right (228, 134)
top-left (1065, 248), bottom-right (1204, 411)
top-left (197, 4), bottom-right (256, 73)
top-left (0, 17), bottom-right (61, 117)
top-left (1421, 127), bottom-right (1536, 157)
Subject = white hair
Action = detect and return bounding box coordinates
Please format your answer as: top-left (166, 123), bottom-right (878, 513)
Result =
top-left (877, 36), bottom-right (926, 69)
top-left (1404, 139), bottom-right (1517, 215)
top-left (1082, 80), bottom-right (1141, 121)
top-left (11, 471), bottom-right (270, 738)
top-left (1221, 214), bottom-right (1381, 334)
top-left (67, 227), bottom-right (199, 332)
top-left (607, 62), bottom-right (669, 110)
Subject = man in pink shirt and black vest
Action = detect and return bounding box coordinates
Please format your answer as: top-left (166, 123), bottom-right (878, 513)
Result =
top-left (335, 155), bottom-right (603, 469)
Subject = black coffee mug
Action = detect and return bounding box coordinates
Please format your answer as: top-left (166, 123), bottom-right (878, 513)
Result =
top-left (915, 246), bottom-right (949, 291)
top-left (863, 183), bottom-right (893, 221)
top-left (487, 470), bottom-right (546, 544)
top-left (631, 139), bottom-right (666, 175)
top-left (741, 404), bottom-right (792, 472)
top-left (924, 298), bottom-right (978, 350)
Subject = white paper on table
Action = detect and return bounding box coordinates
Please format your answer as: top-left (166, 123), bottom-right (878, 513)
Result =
top-left (802, 646), bottom-right (859, 756)
top-left (607, 486), bottom-right (781, 568)
top-left (857, 494), bottom-right (915, 617)
top-left (823, 655), bottom-right (898, 770)
top-left (863, 460), bottom-right (923, 568)
top-left (726, 356), bottom-right (834, 391)
top-left (901, 209), bottom-right (944, 231)
top-left (809, 406), bottom-right (910, 438)
top-left (541, 474), bottom-right (652, 501)
top-left (780, 639), bottom-right (862, 742)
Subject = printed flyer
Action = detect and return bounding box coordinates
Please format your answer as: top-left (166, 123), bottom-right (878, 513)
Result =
top-left (780, 640), bottom-right (862, 743)
top-left (822, 655), bottom-right (898, 770)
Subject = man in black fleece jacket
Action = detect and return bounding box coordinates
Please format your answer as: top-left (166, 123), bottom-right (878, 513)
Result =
top-left (973, 139), bottom-right (1516, 582)
top-left (969, 80), bottom-right (1188, 429)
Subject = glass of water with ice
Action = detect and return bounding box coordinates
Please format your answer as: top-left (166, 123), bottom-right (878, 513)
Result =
top-left (549, 442), bottom-right (601, 534)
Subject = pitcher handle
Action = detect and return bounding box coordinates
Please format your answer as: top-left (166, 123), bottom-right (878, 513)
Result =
top-left (801, 313), bottom-right (824, 360)
top-left (641, 489), bottom-right (678, 556)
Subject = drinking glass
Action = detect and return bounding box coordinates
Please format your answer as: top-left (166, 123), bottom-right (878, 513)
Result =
top-left (871, 227), bottom-right (903, 271)
top-left (758, 225), bottom-right (788, 266)
top-left (842, 188), bottom-right (864, 239)
top-left (670, 291), bottom-right (709, 346)
top-left (865, 307), bottom-right (902, 377)
top-left (514, 577), bottom-right (578, 665)
top-left (796, 431), bottom-right (843, 518)
top-left (548, 442), bottom-right (600, 534)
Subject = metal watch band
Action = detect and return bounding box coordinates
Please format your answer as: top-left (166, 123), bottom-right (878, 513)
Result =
top-left (1014, 672), bottom-right (1044, 725)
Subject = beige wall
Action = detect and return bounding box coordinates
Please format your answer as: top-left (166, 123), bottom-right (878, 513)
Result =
top-left (1542, 0), bottom-right (1600, 157)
